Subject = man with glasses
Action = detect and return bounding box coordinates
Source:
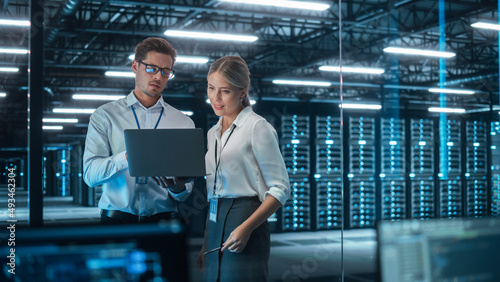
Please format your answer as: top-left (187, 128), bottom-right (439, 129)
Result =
top-left (83, 37), bottom-right (195, 224)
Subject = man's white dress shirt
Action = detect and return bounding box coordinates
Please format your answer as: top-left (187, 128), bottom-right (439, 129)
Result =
top-left (83, 91), bottom-right (194, 215)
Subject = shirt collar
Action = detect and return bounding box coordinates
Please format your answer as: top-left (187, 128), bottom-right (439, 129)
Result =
top-left (126, 90), bottom-right (167, 110)
top-left (232, 106), bottom-right (253, 127)
top-left (214, 106), bottom-right (253, 131)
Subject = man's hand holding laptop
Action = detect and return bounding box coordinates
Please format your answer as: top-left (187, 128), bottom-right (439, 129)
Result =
top-left (152, 176), bottom-right (195, 193)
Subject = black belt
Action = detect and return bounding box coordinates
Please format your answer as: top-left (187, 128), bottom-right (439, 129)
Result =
top-left (101, 209), bottom-right (178, 223)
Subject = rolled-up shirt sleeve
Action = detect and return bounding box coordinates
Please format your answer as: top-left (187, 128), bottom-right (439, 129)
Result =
top-left (251, 119), bottom-right (291, 205)
top-left (83, 109), bottom-right (128, 188)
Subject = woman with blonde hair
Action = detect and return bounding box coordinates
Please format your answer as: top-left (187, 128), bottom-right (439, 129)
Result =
top-left (197, 55), bottom-right (290, 281)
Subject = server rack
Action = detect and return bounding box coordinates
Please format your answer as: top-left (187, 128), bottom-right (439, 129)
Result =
top-left (410, 118), bottom-right (435, 219)
top-left (380, 118), bottom-right (406, 221)
top-left (348, 116), bottom-right (376, 228)
top-left (281, 115), bottom-right (311, 231)
top-left (315, 116), bottom-right (342, 230)
top-left (491, 121), bottom-right (500, 216)
top-left (438, 119), bottom-right (462, 218)
top-left (465, 120), bottom-right (488, 217)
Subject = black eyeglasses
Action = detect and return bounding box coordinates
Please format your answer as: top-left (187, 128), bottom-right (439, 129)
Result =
top-left (136, 60), bottom-right (175, 78)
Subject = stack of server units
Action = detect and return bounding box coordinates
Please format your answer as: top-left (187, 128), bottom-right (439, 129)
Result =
top-left (348, 116), bottom-right (376, 228)
top-left (380, 118), bottom-right (406, 221)
top-left (438, 119), bottom-right (462, 218)
top-left (491, 121), bottom-right (500, 216)
top-left (315, 116), bottom-right (342, 230)
top-left (281, 115), bottom-right (311, 231)
top-left (410, 118), bottom-right (435, 219)
top-left (465, 120), bottom-right (488, 217)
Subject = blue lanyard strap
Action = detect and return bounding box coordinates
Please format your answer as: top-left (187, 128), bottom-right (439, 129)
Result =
top-left (130, 105), bottom-right (164, 186)
top-left (131, 105), bottom-right (164, 129)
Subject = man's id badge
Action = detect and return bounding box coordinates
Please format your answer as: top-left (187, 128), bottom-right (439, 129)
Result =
top-left (209, 198), bottom-right (218, 223)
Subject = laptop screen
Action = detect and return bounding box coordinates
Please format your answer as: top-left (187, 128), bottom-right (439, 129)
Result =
top-left (124, 128), bottom-right (206, 177)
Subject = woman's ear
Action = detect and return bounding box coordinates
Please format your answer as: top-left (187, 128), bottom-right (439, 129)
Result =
top-left (240, 88), bottom-right (248, 99)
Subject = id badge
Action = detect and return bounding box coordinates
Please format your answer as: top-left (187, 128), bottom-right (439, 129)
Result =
top-left (209, 198), bottom-right (218, 223)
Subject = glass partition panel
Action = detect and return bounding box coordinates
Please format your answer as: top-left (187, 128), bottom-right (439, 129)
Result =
top-left (340, 1), bottom-right (499, 282)
top-left (3, 0), bottom-right (499, 281)
top-left (0, 3), bottom-right (30, 226)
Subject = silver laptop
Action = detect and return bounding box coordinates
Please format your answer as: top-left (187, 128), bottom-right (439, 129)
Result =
top-left (124, 128), bottom-right (206, 177)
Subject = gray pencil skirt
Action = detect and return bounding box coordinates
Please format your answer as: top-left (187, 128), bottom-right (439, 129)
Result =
top-left (203, 196), bottom-right (270, 282)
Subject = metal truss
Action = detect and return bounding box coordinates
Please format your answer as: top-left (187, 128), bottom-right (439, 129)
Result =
top-left (0, 0), bottom-right (499, 143)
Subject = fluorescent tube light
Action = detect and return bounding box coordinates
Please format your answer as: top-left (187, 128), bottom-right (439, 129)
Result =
top-left (339, 103), bottom-right (382, 110)
top-left (53, 108), bottom-right (96, 114)
top-left (43, 125), bottom-right (63, 130)
top-left (0, 48), bottom-right (29, 54)
top-left (272, 79), bottom-right (331, 87)
top-left (0, 92), bottom-right (6, 97)
top-left (73, 94), bottom-right (125, 100)
top-left (164, 30), bottom-right (258, 42)
top-left (0, 67), bottom-right (19, 72)
top-left (219, 0), bottom-right (330, 11)
top-left (129, 54), bottom-right (209, 64)
top-left (319, 66), bottom-right (385, 74)
top-left (206, 99), bottom-right (257, 105)
top-left (471, 22), bottom-right (500, 31)
top-left (428, 107), bottom-right (466, 113)
top-left (177, 56), bottom-right (209, 64)
top-left (43, 118), bottom-right (78, 123)
top-left (105, 71), bottom-right (135, 78)
top-left (383, 47), bottom-right (455, 58)
top-left (428, 88), bottom-right (475, 95)
top-left (0, 19), bottom-right (30, 27)
top-left (181, 111), bottom-right (194, 116)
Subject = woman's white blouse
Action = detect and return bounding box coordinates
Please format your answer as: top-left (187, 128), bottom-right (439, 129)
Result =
top-left (205, 107), bottom-right (291, 205)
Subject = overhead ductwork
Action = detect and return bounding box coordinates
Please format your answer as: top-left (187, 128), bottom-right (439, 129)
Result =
top-left (46, 0), bottom-right (83, 44)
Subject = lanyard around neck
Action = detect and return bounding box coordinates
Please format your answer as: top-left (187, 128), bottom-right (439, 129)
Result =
top-left (213, 125), bottom-right (236, 196)
top-left (131, 105), bottom-right (164, 129)
top-left (130, 105), bottom-right (164, 185)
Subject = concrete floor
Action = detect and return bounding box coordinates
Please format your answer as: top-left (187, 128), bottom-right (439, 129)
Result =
top-left (0, 189), bottom-right (378, 282)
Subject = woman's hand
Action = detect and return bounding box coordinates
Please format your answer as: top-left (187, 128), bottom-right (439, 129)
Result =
top-left (221, 224), bottom-right (252, 253)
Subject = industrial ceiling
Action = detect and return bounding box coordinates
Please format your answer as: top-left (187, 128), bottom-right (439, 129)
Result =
top-left (0, 0), bottom-right (498, 146)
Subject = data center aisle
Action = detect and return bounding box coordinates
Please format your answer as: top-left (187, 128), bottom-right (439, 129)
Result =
top-left (188, 229), bottom-right (378, 282)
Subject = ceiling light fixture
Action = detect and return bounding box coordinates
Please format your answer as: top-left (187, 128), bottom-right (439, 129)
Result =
top-left (206, 98), bottom-right (256, 105)
top-left (0, 19), bottom-right (30, 27)
top-left (219, 0), bottom-right (330, 11)
top-left (53, 108), bottom-right (96, 114)
top-left (164, 30), bottom-right (258, 42)
top-left (272, 79), bottom-right (331, 87)
top-left (43, 118), bottom-right (78, 123)
top-left (177, 56), bottom-right (210, 64)
top-left (105, 71), bottom-right (135, 78)
top-left (43, 125), bottom-right (63, 130)
top-left (129, 54), bottom-right (209, 64)
top-left (0, 67), bottom-right (19, 72)
top-left (428, 88), bottom-right (475, 95)
top-left (428, 107), bottom-right (466, 113)
top-left (471, 22), bottom-right (500, 31)
top-left (339, 103), bottom-right (382, 110)
top-left (0, 48), bottom-right (29, 54)
top-left (0, 92), bottom-right (6, 97)
top-left (72, 94), bottom-right (125, 100)
top-left (319, 66), bottom-right (385, 74)
top-left (383, 47), bottom-right (456, 58)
